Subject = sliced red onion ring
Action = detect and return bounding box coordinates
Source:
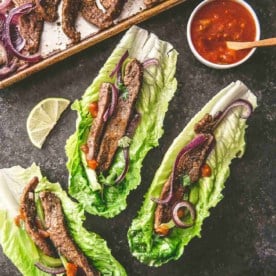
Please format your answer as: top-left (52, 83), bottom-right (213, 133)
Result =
top-left (172, 200), bottom-right (196, 228)
top-left (0, 58), bottom-right (18, 79)
top-left (125, 113), bottom-right (141, 138)
top-left (115, 147), bottom-right (129, 184)
top-left (4, 3), bottom-right (42, 62)
top-left (0, 41), bottom-right (8, 64)
top-left (10, 24), bottom-right (25, 52)
top-left (213, 99), bottom-right (253, 129)
top-left (151, 134), bottom-right (208, 205)
top-left (142, 58), bottom-right (159, 68)
top-left (35, 262), bottom-right (66, 274)
top-left (109, 50), bottom-right (129, 78)
top-left (0, 0), bottom-right (11, 13)
top-left (114, 113), bottom-right (141, 184)
top-left (103, 84), bottom-right (118, 122)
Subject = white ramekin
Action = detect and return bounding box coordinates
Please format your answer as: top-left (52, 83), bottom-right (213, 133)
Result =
top-left (186, 0), bottom-right (261, 69)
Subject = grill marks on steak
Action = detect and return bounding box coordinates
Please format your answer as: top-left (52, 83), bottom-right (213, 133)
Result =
top-left (96, 59), bottom-right (143, 172)
top-left (87, 83), bottom-right (112, 160)
top-left (154, 115), bottom-right (218, 233)
top-left (20, 177), bottom-right (55, 257)
top-left (35, 0), bottom-right (61, 22)
top-left (80, 0), bottom-right (125, 29)
top-left (62, 0), bottom-right (81, 43)
top-left (40, 192), bottom-right (98, 276)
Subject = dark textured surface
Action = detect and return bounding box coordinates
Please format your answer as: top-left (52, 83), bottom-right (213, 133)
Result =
top-left (0, 0), bottom-right (275, 275)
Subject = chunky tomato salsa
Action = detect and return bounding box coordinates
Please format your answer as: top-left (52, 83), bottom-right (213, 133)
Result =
top-left (191, 0), bottom-right (256, 64)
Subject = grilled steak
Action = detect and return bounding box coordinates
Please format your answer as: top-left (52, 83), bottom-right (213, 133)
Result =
top-left (80, 0), bottom-right (125, 29)
top-left (40, 192), bottom-right (98, 276)
top-left (154, 175), bottom-right (185, 230)
top-left (80, 0), bottom-right (113, 29)
top-left (194, 114), bottom-right (216, 134)
top-left (35, 0), bottom-right (61, 22)
top-left (154, 114), bottom-right (217, 232)
top-left (144, 0), bottom-right (162, 8)
top-left (101, 0), bottom-right (125, 18)
top-left (96, 59), bottom-right (143, 172)
top-left (20, 177), bottom-right (55, 257)
top-left (62, 0), bottom-right (81, 43)
top-left (13, 0), bottom-right (44, 54)
top-left (87, 83), bottom-right (112, 160)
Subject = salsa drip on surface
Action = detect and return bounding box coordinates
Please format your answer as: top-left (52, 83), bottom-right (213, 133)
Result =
top-left (191, 0), bottom-right (256, 64)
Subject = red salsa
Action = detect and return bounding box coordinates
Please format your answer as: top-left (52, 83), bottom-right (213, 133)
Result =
top-left (191, 0), bottom-right (256, 64)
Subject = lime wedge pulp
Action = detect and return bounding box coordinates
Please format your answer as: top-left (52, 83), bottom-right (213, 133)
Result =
top-left (26, 98), bottom-right (70, 149)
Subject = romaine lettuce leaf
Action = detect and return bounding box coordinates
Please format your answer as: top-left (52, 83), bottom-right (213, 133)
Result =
top-left (65, 26), bottom-right (178, 217)
top-left (127, 81), bottom-right (257, 266)
top-left (0, 164), bottom-right (126, 275)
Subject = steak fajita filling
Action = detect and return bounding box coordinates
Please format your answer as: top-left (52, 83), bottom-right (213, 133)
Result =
top-left (81, 52), bottom-right (144, 186)
top-left (18, 177), bottom-right (99, 275)
top-left (153, 99), bottom-right (253, 236)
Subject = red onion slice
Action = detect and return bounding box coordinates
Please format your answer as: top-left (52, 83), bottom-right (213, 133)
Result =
top-left (0, 0), bottom-right (11, 13)
top-left (0, 58), bottom-right (18, 79)
top-left (109, 50), bottom-right (129, 78)
top-left (142, 58), bottom-right (159, 68)
top-left (103, 84), bottom-right (118, 122)
top-left (35, 262), bottom-right (66, 274)
top-left (115, 147), bottom-right (130, 184)
top-left (151, 134), bottom-right (208, 204)
top-left (4, 3), bottom-right (42, 62)
top-left (172, 201), bottom-right (196, 228)
top-left (213, 99), bottom-right (253, 129)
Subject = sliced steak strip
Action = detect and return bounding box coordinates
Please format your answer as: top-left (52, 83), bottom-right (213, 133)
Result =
top-left (20, 177), bottom-right (55, 257)
top-left (154, 133), bottom-right (215, 232)
top-left (154, 175), bottom-right (185, 230)
top-left (35, 0), bottom-right (61, 22)
top-left (144, 0), bottom-right (162, 8)
top-left (13, 0), bottom-right (44, 54)
top-left (101, 0), bottom-right (125, 18)
top-left (80, 0), bottom-right (113, 29)
top-left (96, 59), bottom-right (143, 172)
top-left (87, 83), bottom-right (112, 160)
top-left (40, 192), bottom-right (98, 276)
top-left (62, 0), bottom-right (81, 43)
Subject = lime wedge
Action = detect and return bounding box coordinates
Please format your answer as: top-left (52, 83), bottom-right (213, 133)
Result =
top-left (26, 98), bottom-right (70, 149)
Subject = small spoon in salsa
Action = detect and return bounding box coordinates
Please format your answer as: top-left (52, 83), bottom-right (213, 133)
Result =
top-left (226, 37), bottom-right (276, 50)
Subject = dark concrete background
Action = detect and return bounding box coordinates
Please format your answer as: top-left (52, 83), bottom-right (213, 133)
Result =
top-left (0, 0), bottom-right (275, 275)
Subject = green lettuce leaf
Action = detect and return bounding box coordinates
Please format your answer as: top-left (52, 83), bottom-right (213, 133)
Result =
top-left (127, 81), bottom-right (257, 266)
top-left (65, 26), bottom-right (178, 217)
top-left (0, 164), bottom-right (126, 275)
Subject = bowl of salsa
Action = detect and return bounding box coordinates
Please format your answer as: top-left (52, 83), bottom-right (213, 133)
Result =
top-left (187, 0), bottom-right (260, 69)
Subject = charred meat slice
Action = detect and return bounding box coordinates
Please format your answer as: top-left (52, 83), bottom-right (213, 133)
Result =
top-left (13, 0), bottom-right (44, 54)
top-left (154, 175), bottom-right (185, 230)
top-left (40, 192), bottom-right (98, 276)
top-left (20, 177), bottom-right (55, 257)
top-left (194, 114), bottom-right (216, 134)
top-left (154, 133), bottom-right (215, 233)
top-left (80, 0), bottom-right (113, 29)
top-left (87, 83), bottom-right (112, 160)
top-left (101, 0), bottom-right (125, 18)
top-left (96, 59), bottom-right (143, 172)
top-left (62, 0), bottom-right (81, 43)
top-left (35, 0), bottom-right (61, 22)
top-left (144, 0), bottom-right (163, 9)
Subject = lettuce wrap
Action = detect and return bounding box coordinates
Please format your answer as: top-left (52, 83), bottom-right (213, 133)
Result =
top-left (65, 25), bottom-right (178, 218)
top-left (128, 80), bottom-right (257, 266)
top-left (0, 164), bottom-right (126, 275)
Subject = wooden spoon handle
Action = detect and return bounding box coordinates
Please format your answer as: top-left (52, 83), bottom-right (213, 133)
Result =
top-left (227, 38), bottom-right (276, 50)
